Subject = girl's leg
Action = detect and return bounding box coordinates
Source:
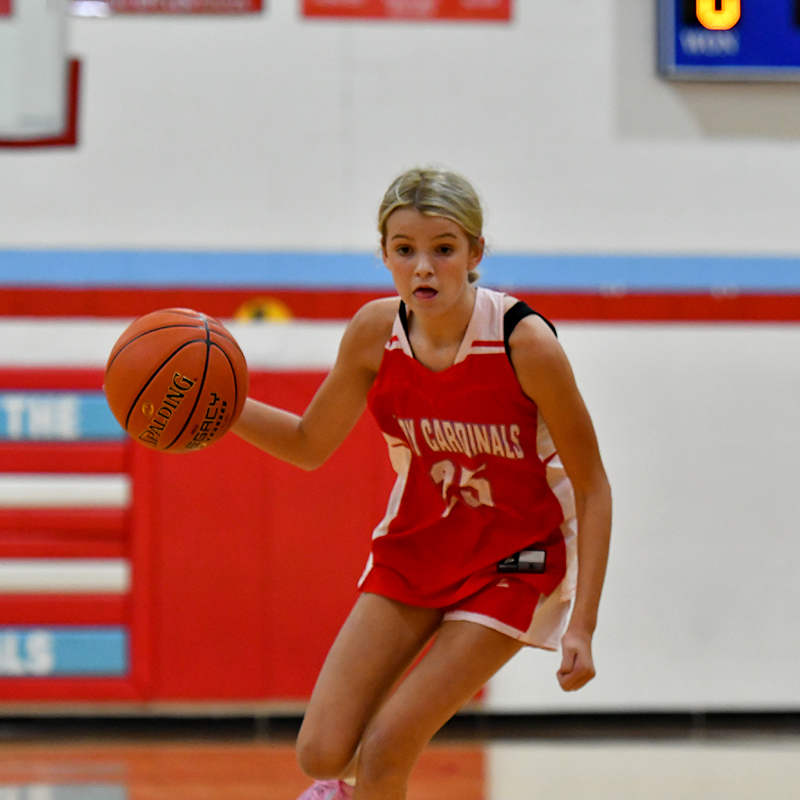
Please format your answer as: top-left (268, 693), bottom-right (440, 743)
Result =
top-left (354, 619), bottom-right (524, 800)
top-left (296, 592), bottom-right (444, 781)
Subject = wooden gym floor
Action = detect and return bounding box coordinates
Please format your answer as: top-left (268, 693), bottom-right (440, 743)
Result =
top-left (0, 713), bottom-right (798, 799)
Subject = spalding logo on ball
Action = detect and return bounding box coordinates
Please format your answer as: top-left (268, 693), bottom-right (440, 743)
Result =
top-left (104, 308), bottom-right (248, 453)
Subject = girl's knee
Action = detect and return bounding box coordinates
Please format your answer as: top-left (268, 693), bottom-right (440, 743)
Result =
top-left (296, 726), bottom-right (356, 781)
top-left (357, 720), bottom-right (421, 786)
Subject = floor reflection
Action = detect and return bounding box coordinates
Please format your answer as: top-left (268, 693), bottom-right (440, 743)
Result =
top-left (0, 729), bottom-right (797, 800)
top-left (0, 742), bottom-right (483, 800)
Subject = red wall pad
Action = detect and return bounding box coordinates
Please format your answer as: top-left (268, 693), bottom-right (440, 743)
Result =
top-left (0, 368), bottom-right (394, 702)
top-left (148, 371), bottom-right (394, 700)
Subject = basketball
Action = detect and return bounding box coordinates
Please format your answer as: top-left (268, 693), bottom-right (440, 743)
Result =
top-left (104, 308), bottom-right (249, 453)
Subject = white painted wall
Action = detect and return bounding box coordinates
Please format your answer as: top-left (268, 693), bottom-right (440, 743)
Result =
top-left (488, 322), bottom-right (800, 711)
top-left (2, 2), bottom-right (800, 256)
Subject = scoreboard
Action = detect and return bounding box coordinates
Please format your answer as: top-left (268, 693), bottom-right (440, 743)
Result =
top-left (659, 0), bottom-right (800, 80)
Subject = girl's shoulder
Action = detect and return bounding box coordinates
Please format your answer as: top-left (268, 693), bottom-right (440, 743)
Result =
top-left (500, 292), bottom-right (557, 341)
top-left (356, 296), bottom-right (402, 324)
top-left (349, 296), bottom-right (400, 340)
top-left (339, 297), bottom-right (400, 372)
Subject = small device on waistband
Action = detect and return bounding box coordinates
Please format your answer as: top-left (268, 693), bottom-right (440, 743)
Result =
top-left (497, 549), bottom-right (546, 574)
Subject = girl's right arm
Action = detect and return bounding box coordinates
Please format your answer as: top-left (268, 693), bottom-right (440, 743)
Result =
top-left (230, 299), bottom-right (396, 470)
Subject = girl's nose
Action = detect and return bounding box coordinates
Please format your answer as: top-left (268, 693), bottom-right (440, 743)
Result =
top-left (414, 254), bottom-right (434, 276)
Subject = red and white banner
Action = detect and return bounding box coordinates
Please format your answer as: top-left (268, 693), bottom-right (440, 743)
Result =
top-left (303, 0), bottom-right (511, 21)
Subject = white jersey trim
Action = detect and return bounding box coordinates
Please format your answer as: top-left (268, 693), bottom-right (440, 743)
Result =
top-left (389, 288), bottom-right (509, 364)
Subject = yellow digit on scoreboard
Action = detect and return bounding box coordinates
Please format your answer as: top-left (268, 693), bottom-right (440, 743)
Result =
top-left (696, 0), bottom-right (741, 30)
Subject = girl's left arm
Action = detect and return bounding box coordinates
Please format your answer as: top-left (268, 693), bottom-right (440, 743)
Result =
top-left (508, 315), bottom-right (612, 692)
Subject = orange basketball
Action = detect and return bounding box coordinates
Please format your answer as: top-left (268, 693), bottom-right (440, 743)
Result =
top-left (104, 308), bottom-right (249, 453)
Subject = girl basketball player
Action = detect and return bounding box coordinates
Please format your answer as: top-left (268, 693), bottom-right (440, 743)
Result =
top-left (231, 168), bottom-right (612, 800)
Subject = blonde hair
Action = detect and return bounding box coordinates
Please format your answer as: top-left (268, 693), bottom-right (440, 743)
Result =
top-left (378, 168), bottom-right (484, 283)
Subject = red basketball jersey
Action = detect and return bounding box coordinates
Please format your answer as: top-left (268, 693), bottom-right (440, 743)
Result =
top-left (360, 287), bottom-right (577, 607)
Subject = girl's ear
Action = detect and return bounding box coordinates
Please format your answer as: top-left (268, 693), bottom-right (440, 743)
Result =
top-left (470, 236), bottom-right (485, 268)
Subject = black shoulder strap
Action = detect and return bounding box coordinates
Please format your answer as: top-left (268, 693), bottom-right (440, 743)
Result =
top-left (504, 301), bottom-right (557, 359)
top-left (399, 300), bottom-right (410, 340)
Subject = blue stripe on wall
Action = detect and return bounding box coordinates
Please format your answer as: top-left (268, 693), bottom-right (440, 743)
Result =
top-left (0, 627), bottom-right (128, 677)
top-left (2, 250), bottom-right (800, 291)
top-left (0, 392), bottom-right (124, 442)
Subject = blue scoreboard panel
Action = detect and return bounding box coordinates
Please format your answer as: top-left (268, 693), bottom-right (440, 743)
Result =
top-left (659, 0), bottom-right (800, 80)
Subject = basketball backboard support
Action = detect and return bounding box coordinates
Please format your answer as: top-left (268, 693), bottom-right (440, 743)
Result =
top-left (0, 0), bottom-right (79, 147)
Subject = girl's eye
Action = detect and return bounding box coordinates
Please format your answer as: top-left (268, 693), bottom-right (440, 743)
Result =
top-left (438, 245), bottom-right (454, 255)
top-left (395, 245), bottom-right (411, 256)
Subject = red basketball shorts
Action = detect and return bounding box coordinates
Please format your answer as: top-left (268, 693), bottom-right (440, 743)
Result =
top-left (442, 577), bottom-right (572, 651)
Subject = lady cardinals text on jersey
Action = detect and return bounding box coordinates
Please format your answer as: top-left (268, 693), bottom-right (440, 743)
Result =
top-left (395, 416), bottom-right (525, 461)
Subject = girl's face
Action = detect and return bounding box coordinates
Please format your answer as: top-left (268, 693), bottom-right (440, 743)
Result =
top-left (382, 208), bottom-right (483, 319)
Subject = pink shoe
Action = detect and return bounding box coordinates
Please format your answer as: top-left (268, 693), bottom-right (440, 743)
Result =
top-left (295, 780), bottom-right (353, 800)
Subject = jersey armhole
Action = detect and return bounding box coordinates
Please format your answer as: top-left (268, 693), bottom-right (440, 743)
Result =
top-left (504, 302), bottom-right (557, 359)
top-left (399, 300), bottom-right (409, 338)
